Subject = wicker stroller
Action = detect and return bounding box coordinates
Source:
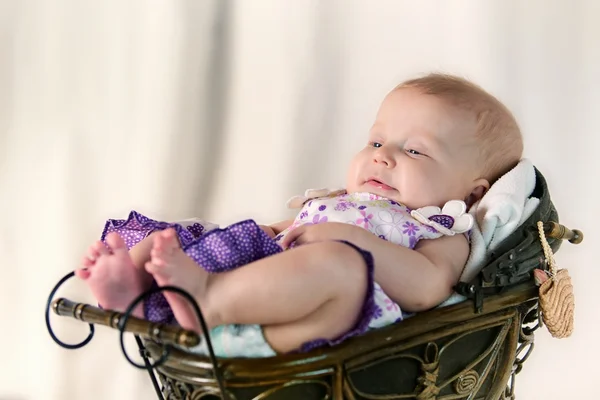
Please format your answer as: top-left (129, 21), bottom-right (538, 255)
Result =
top-left (46, 167), bottom-right (582, 400)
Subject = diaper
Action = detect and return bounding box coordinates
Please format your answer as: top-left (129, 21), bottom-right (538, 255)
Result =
top-left (187, 324), bottom-right (276, 358)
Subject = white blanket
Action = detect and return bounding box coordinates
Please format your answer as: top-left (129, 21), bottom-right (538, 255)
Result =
top-left (440, 158), bottom-right (539, 307)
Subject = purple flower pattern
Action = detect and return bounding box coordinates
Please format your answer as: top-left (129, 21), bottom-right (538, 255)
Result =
top-left (312, 214), bottom-right (328, 224)
top-left (276, 191), bottom-right (447, 338)
top-left (425, 225), bottom-right (438, 233)
top-left (356, 209), bottom-right (373, 228)
top-left (372, 304), bottom-right (383, 319)
top-left (186, 223), bottom-right (205, 237)
top-left (384, 297), bottom-right (400, 312)
top-left (335, 199), bottom-right (357, 211)
top-left (402, 221), bottom-right (419, 236)
top-left (409, 235), bottom-right (418, 249)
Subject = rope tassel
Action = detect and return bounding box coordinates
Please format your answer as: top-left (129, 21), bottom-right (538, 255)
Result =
top-left (535, 221), bottom-right (575, 338)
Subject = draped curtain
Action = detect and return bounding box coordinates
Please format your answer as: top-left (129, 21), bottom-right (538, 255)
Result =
top-left (1, 1), bottom-right (597, 399)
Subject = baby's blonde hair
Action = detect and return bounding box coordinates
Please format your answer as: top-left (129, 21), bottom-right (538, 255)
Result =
top-left (397, 73), bottom-right (523, 183)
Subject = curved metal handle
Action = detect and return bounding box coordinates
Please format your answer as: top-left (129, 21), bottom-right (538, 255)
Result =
top-left (52, 298), bottom-right (201, 348)
top-left (543, 222), bottom-right (583, 244)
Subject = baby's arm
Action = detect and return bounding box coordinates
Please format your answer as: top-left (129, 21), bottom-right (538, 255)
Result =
top-left (280, 223), bottom-right (468, 311)
top-left (354, 232), bottom-right (469, 312)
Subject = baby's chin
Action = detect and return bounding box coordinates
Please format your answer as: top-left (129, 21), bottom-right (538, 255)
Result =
top-left (347, 185), bottom-right (404, 204)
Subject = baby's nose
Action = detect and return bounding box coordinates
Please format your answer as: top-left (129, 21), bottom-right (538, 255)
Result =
top-left (374, 152), bottom-right (395, 168)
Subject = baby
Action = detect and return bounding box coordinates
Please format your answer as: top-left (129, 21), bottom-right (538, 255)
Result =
top-left (76, 73), bottom-right (523, 357)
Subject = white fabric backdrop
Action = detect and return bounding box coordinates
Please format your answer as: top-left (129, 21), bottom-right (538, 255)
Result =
top-left (1, 1), bottom-right (598, 399)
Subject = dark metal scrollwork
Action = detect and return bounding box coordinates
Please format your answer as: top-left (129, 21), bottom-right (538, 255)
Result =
top-left (158, 374), bottom-right (227, 400)
top-left (454, 369), bottom-right (479, 395)
top-left (502, 301), bottom-right (540, 400)
top-left (416, 342), bottom-right (440, 399)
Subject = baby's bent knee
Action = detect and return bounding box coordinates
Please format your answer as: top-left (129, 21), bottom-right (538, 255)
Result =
top-left (313, 241), bottom-right (371, 286)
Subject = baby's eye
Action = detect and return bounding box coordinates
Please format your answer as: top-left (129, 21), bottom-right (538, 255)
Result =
top-left (406, 149), bottom-right (422, 155)
top-left (370, 142), bottom-right (383, 148)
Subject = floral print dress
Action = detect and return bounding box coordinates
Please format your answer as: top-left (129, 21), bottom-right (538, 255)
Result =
top-left (275, 192), bottom-right (445, 329)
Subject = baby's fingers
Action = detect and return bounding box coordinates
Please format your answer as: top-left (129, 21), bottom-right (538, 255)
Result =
top-left (281, 226), bottom-right (304, 249)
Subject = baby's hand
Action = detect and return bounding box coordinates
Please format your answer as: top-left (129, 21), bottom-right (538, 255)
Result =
top-left (259, 225), bottom-right (277, 239)
top-left (281, 222), bottom-right (362, 249)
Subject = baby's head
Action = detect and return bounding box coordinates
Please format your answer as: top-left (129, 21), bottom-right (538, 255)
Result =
top-left (347, 73), bottom-right (523, 210)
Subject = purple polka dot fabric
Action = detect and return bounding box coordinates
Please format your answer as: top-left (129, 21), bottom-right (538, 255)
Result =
top-left (183, 220), bottom-right (283, 273)
top-left (144, 281), bottom-right (176, 325)
top-left (100, 211), bottom-right (207, 324)
top-left (100, 211), bottom-right (379, 354)
top-left (429, 214), bottom-right (455, 230)
top-left (100, 212), bottom-right (284, 324)
top-left (101, 211), bottom-right (201, 250)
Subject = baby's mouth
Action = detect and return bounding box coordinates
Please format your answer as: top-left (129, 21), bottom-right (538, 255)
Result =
top-left (366, 178), bottom-right (395, 191)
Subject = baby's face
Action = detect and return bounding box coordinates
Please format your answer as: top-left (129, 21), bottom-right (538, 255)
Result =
top-left (347, 88), bottom-right (484, 210)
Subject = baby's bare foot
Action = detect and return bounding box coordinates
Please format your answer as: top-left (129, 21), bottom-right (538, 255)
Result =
top-left (146, 229), bottom-right (209, 331)
top-left (75, 233), bottom-right (150, 317)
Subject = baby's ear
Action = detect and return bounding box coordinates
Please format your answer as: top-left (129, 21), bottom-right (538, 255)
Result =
top-left (465, 179), bottom-right (489, 208)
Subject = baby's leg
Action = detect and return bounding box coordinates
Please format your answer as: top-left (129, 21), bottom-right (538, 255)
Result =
top-left (76, 232), bottom-right (154, 317)
top-left (145, 229), bottom-right (211, 330)
top-left (147, 230), bottom-right (369, 353)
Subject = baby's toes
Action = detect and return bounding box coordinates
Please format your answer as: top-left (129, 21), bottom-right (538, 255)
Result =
top-left (161, 228), bottom-right (177, 241)
top-left (150, 245), bottom-right (162, 261)
top-left (166, 230), bottom-right (181, 250)
top-left (92, 240), bottom-right (111, 256)
top-left (159, 229), bottom-right (179, 252)
top-left (75, 268), bottom-right (91, 280)
top-left (82, 255), bottom-right (95, 268)
top-left (105, 232), bottom-right (128, 254)
top-left (145, 260), bottom-right (163, 275)
top-left (152, 234), bottom-right (170, 256)
top-left (85, 243), bottom-right (101, 261)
